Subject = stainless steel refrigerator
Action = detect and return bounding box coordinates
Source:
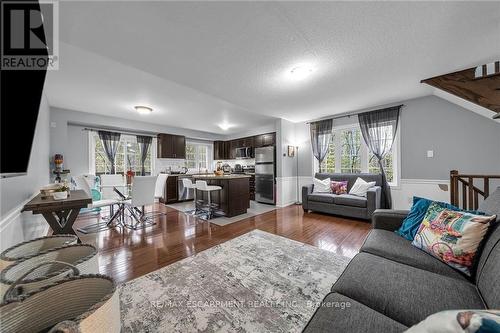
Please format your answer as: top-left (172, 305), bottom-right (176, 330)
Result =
top-left (255, 146), bottom-right (275, 204)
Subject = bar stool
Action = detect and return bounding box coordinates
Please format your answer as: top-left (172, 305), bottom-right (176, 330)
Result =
top-left (182, 178), bottom-right (200, 215)
top-left (195, 180), bottom-right (222, 220)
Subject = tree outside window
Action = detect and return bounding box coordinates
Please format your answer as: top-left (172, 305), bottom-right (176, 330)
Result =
top-left (185, 143), bottom-right (208, 171)
top-left (320, 136), bottom-right (335, 173)
top-left (316, 124), bottom-right (398, 185)
top-left (93, 135), bottom-right (152, 176)
top-left (340, 128), bottom-right (361, 173)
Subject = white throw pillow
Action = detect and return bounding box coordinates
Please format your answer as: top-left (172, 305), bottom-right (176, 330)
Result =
top-left (313, 178), bottom-right (331, 193)
top-left (405, 309), bottom-right (500, 333)
top-left (348, 177), bottom-right (376, 197)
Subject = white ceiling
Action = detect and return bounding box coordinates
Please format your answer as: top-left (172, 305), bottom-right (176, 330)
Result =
top-left (45, 1), bottom-right (500, 134)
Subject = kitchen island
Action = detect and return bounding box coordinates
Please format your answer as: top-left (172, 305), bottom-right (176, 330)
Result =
top-left (192, 174), bottom-right (251, 217)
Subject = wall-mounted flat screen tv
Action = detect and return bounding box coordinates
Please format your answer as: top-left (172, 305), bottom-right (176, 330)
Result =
top-left (1, 0), bottom-right (48, 178)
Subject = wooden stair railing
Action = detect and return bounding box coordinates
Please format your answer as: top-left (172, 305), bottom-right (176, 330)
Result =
top-left (450, 170), bottom-right (500, 210)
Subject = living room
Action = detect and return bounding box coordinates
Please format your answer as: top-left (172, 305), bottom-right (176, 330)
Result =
top-left (1, 1), bottom-right (499, 332)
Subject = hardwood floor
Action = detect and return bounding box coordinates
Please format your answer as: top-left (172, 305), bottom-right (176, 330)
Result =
top-left (74, 203), bottom-right (371, 284)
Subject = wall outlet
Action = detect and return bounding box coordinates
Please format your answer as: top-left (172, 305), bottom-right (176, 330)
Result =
top-left (50, 122), bottom-right (57, 128)
top-left (427, 150), bottom-right (434, 158)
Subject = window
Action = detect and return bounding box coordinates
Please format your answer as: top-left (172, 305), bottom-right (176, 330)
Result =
top-left (367, 124), bottom-right (395, 182)
top-left (340, 128), bottom-right (362, 173)
top-left (315, 123), bottom-right (399, 186)
top-left (90, 133), bottom-right (154, 175)
top-left (185, 142), bottom-right (209, 171)
top-left (319, 136), bottom-right (335, 173)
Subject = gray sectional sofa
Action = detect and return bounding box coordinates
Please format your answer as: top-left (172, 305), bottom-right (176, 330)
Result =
top-left (302, 173), bottom-right (382, 220)
top-left (303, 188), bottom-right (500, 332)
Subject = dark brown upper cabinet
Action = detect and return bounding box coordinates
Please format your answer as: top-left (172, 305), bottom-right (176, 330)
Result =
top-left (157, 134), bottom-right (186, 159)
top-left (214, 141), bottom-right (226, 160)
top-left (254, 133), bottom-right (275, 147)
top-left (213, 132), bottom-right (276, 160)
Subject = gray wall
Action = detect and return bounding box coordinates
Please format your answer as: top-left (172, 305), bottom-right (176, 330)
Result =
top-left (296, 95), bottom-right (500, 180)
top-left (401, 96), bottom-right (500, 179)
top-left (277, 119), bottom-right (298, 178)
top-left (1, 94), bottom-right (50, 216)
top-left (50, 107), bottom-right (225, 177)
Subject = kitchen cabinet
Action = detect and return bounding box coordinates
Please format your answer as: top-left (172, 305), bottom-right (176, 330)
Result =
top-left (214, 141), bottom-right (226, 160)
top-left (213, 132), bottom-right (275, 160)
top-left (159, 175), bottom-right (178, 203)
top-left (254, 133), bottom-right (275, 147)
top-left (157, 134), bottom-right (186, 159)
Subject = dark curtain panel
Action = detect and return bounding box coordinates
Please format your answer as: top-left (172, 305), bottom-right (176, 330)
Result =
top-left (137, 135), bottom-right (152, 176)
top-left (98, 131), bottom-right (121, 174)
top-left (310, 119), bottom-right (333, 172)
top-left (358, 105), bottom-right (401, 209)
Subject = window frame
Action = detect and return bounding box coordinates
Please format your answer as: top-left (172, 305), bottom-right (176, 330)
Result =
top-left (89, 132), bottom-right (156, 176)
top-left (184, 140), bottom-right (213, 172)
top-left (314, 122), bottom-right (400, 188)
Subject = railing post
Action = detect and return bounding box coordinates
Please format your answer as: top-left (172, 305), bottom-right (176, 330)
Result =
top-left (450, 170), bottom-right (458, 206)
top-left (468, 177), bottom-right (474, 211)
top-left (484, 177), bottom-right (490, 199)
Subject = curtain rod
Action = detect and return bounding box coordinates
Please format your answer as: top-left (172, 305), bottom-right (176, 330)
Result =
top-left (82, 126), bottom-right (157, 138)
top-left (306, 104), bottom-right (405, 124)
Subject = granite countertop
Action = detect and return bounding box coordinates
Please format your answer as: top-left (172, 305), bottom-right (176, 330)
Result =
top-left (191, 174), bottom-right (252, 179)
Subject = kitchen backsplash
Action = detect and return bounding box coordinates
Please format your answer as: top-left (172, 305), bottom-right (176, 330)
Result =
top-left (155, 158), bottom-right (187, 174)
top-left (212, 159), bottom-right (255, 169)
top-left (156, 158), bottom-right (256, 175)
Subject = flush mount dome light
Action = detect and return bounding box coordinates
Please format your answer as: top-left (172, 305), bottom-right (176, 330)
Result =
top-left (290, 65), bottom-right (313, 80)
top-left (218, 122), bottom-right (234, 131)
top-left (134, 106), bottom-right (153, 114)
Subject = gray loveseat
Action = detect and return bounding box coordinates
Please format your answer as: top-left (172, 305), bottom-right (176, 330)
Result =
top-left (302, 173), bottom-right (382, 220)
top-left (303, 187), bottom-right (500, 332)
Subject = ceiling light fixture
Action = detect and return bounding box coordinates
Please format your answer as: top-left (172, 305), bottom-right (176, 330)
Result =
top-left (290, 65), bottom-right (313, 80)
top-left (134, 106), bottom-right (153, 114)
top-left (218, 122), bottom-right (233, 131)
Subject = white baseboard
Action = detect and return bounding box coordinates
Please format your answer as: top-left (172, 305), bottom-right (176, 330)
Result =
top-left (0, 194), bottom-right (49, 252)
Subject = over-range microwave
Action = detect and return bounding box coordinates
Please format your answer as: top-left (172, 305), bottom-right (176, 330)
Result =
top-left (235, 147), bottom-right (254, 159)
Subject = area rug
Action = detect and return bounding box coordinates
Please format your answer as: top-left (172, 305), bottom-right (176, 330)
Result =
top-left (119, 230), bottom-right (350, 332)
top-left (166, 201), bottom-right (277, 226)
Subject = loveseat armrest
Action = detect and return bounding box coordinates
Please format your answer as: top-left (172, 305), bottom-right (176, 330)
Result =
top-left (371, 209), bottom-right (409, 231)
top-left (302, 185), bottom-right (314, 210)
top-left (366, 186), bottom-right (381, 218)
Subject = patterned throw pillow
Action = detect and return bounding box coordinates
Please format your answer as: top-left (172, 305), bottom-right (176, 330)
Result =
top-left (330, 181), bottom-right (348, 195)
top-left (405, 309), bottom-right (500, 333)
top-left (411, 202), bottom-right (497, 276)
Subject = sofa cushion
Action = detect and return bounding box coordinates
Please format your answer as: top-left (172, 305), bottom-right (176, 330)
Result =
top-left (361, 230), bottom-right (467, 281)
top-left (411, 202), bottom-right (496, 277)
top-left (332, 253), bottom-right (485, 327)
top-left (308, 193), bottom-right (336, 204)
top-left (479, 187), bottom-right (500, 223)
top-left (303, 292), bottom-right (407, 333)
top-left (315, 173), bottom-right (382, 192)
top-left (334, 194), bottom-right (367, 208)
top-left (476, 222), bottom-right (500, 309)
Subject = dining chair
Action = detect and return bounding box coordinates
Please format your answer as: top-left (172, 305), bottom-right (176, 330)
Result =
top-left (123, 176), bottom-right (157, 230)
top-left (73, 175), bottom-right (120, 234)
top-left (100, 174), bottom-right (126, 200)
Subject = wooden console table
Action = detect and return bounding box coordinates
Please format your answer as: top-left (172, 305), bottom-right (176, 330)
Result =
top-left (22, 190), bottom-right (92, 241)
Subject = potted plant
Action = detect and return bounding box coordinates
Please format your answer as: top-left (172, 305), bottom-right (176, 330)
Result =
top-left (53, 185), bottom-right (69, 200)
